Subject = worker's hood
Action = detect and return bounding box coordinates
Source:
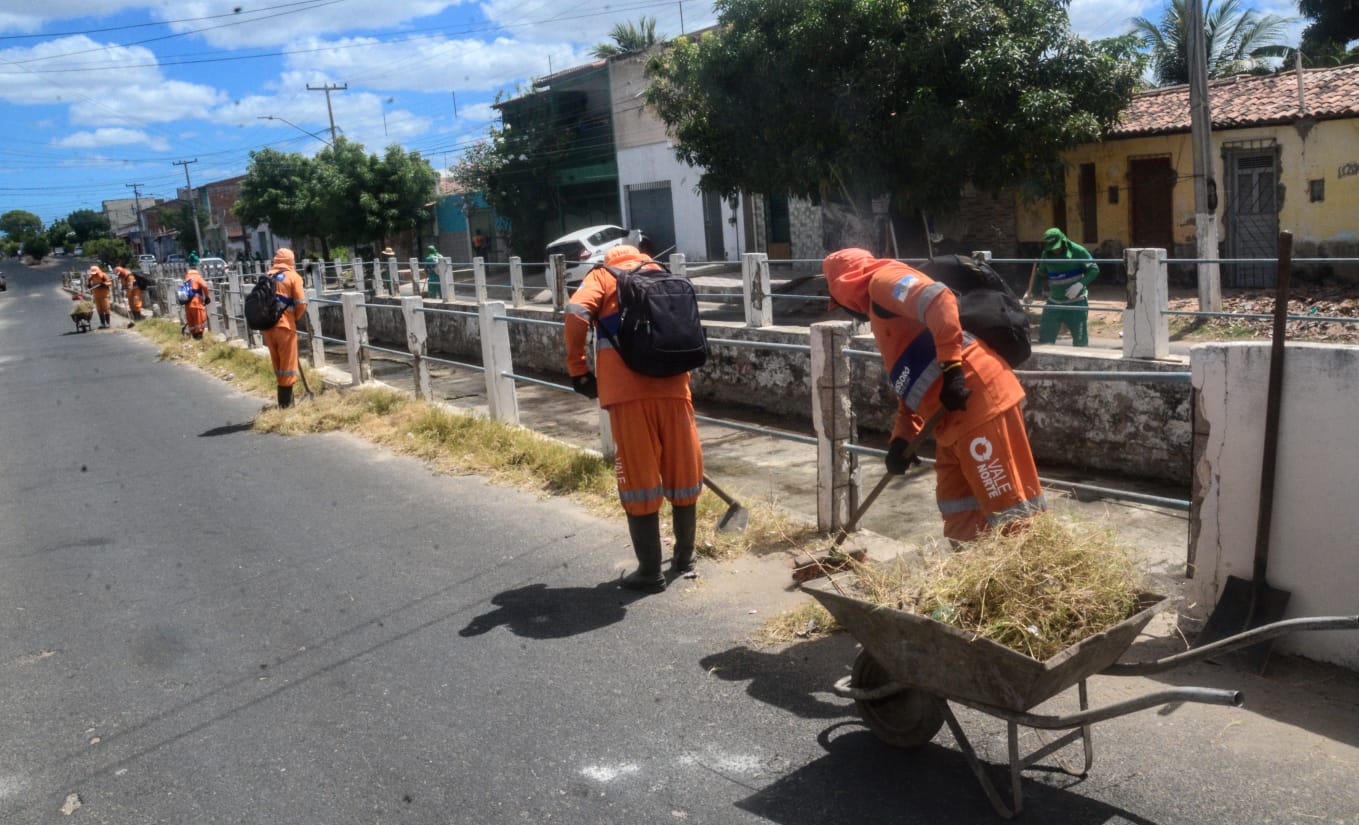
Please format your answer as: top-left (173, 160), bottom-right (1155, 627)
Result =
top-left (603, 244), bottom-right (648, 269)
top-left (822, 248), bottom-right (890, 317)
top-left (1043, 228), bottom-right (1069, 252)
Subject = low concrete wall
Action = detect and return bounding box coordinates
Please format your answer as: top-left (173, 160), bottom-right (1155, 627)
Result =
top-left (322, 295), bottom-right (1192, 485)
top-left (1189, 343), bottom-right (1359, 669)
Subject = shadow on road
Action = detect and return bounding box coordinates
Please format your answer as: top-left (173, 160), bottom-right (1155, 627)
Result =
top-left (699, 637), bottom-right (860, 720)
top-left (199, 422), bottom-right (255, 437)
top-left (458, 580), bottom-right (648, 639)
top-left (736, 722), bottom-right (1158, 825)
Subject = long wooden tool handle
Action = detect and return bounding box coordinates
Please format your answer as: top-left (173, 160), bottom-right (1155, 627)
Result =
top-left (839, 407), bottom-right (946, 539)
top-left (702, 474), bottom-right (737, 507)
top-left (1252, 231), bottom-right (1292, 592)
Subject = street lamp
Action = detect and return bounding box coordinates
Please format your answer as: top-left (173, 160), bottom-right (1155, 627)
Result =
top-left (257, 115), bottom-right (332, 147)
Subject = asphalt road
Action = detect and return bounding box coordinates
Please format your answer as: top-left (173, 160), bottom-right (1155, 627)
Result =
top-left (2, 257), bottom-right (1358, 825)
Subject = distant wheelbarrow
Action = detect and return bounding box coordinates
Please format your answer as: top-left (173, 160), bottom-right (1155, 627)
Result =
top-left (70, 308), bottom-right (93, 333)
top-left (802, 576), bottom-right (1359, 818)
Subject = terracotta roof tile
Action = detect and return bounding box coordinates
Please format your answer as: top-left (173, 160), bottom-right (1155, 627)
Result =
top-left (1111, 64), bottom-right (1359, 137)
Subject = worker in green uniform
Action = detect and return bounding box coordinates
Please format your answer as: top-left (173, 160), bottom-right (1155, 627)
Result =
top-left (423, 245), bottom-right (442, 299)
top-left (1026, 227), bottom-right (1099, 347)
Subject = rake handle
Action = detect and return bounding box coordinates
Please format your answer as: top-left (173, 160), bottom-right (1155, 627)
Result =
top-left (834, 407), bottom-right (945, 544)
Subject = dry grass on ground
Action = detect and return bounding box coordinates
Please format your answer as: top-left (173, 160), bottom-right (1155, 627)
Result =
top-left (133, 319), bottom-right (821, 563)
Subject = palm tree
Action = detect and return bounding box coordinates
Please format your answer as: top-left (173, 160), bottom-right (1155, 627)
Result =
top-left (590, 17), bottom-right (662, 59)
top-left (1130, 0), bottom-right (1294, 86)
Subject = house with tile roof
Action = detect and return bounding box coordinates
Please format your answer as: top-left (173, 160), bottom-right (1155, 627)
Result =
top-left (1015, 64), bottom-right (1359, 286)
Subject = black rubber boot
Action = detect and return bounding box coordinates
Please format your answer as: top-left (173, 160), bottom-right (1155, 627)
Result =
top-left (670, 504), bottom-right (697, 574)
top-left (621, 512), bottom-right (665, 593)
top-left (277, 385), bottom-right (294, 409)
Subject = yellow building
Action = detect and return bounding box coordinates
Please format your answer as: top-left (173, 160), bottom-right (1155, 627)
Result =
top-left (1016, 64), bottom-right (1359, 286)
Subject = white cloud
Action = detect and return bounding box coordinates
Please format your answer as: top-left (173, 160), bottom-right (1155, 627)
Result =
top-left (1068, 0), bottom-right (1153, 39)
top-left (55, 127), bottom-right (169, 151)
top-left (158, 0), bottom-right (464, 50)
top-left (0, 1), bottom-right (146, 34)
top-left (0, 36), bottom-right (223, 124)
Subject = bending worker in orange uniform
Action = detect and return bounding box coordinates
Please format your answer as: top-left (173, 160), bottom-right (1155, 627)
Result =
top-left (262, 248), bottom-right (308, 409)
top-left (114, 265), bottom-right (142, 325)
top-left (564, 245), bottom-right (703, 592)
top-left (182, 268), bottom-right (210, 339)
top-left (823, 248), bottom-right (1045, 542)
top-left (87, 265), bottom-right (113, 328)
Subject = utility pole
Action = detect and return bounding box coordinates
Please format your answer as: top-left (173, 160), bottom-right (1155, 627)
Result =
top-left (173, 159), bottom-right (205, 258)
top-left (1186, 0), bottom-right (1221, 311)
top-left (307, 82), bottom-right (347, 144)
top-left (125, 183), bottom-right (146, 256)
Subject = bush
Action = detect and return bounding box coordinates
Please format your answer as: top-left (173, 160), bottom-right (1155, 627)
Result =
top-left (22, 235), bottom-right (50, 261)
top-left (82, 238), bottom-right (132, 267)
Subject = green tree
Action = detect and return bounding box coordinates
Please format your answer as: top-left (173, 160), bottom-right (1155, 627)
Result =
top-left (1300, 0), bottom-right (1359, 64)
top-left (155, 203), bottom-right (207, 251)
top-left (591, 17), bottom-right (662, 58)
top-left (47, 219), bottom-right (75, 250)
top-left (0, 210), bottom-right (43, 240)
top-left (1130, 0), bottom-right (1294, 86)
top-left (645, 0), bottom-right (1139, 250)
top-left (67, 209), bottom-right (110, 243)
top-left (311, 138), bottom-right (380, 248)
top-left (22, 235), bottom-right (50, 260)
top-left (236, 148), bottom-right (319, 245)
top-left (370, 144), bottom-right (439, 246)
top-left (83, 237), bottom-right (132, 267)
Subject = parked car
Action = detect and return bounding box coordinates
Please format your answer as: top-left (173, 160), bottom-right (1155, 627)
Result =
top-left (72, 246), bottom-right (83, 257)
top-left (545, 224), bottom-right (646, 283)
top-left (137, 254), bottom-right (157, 269)
top-left (166, 253), bottom-right (186, 263)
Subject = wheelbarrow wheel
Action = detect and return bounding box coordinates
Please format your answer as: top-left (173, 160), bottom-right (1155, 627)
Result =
top-left (851, 650), bottom-right (944, 749)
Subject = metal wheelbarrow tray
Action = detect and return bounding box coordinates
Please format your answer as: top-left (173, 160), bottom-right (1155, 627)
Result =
top-left (802, 576), bottom-right (1358, 818)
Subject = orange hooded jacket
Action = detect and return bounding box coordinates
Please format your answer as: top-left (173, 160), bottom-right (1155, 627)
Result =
top-left (564, 245), bottom-right (690, 408)
top-left (823, 248), bottom-right (1024, 447)
top-left (264, 248), bottom-right (307, 332)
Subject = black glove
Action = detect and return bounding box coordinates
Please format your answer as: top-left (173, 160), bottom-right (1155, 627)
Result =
top-left (938, 361), bottom-right (971, 412)
top-left (885, 438), bottom-right (920, 475)
top-left (572, 372), bottom-right (598, 400)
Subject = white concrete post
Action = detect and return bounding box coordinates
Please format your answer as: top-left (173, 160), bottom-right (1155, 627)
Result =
top-left (598, 407), bottom-right (616, 462)
top-left (304, 288), bottom-right (325, 370)
top-left (351, 258), bottom-right (364, 293)
top-left (1123, 248), bottom-right (1170, 360)
top-left (669, 252), bottom-right (687, 276)
top-left (205, 284), bottom-right (222, 335)
top-left (478, 300), bottom-right (519, 424)
top-left (509, 256), bottom-right (525, 307)
top-left (436, 257), bottom-right (452, 301)
top-left (811, 321), bottom-right (857, 531)
top-left (548, 254), bottom-right (568, 311)
top-left (401, 294), bottom-right (431, 399)
top-left (407, 258), bottom-right (419, 296)
top-left (225, 268), bottom-right (241, 338)
top-left (473, 257), bottom-right (488, 304)
top-left (742, 252), bottom-right (773, 327)
top-left (386, 256), bottom-right (400, 296)
top-left (341, 291), bottom-right (371, 385)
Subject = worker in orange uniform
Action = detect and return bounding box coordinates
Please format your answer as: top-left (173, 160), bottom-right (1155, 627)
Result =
top-left (262, 248), bottom-right (308, 408)
top-left (564, 245), bottom-right (703, 592)
top-left (823, 248), bottom-right (1045, 542)
top-left (87, 265), bottom-right (113, 328)
top-left (114, 265), bottom-right (142, 326)
top-left (182, 268), bottom-right (210, 339)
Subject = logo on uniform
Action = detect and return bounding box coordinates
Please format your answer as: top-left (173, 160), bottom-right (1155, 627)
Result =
top-left (971, 437), bottom-right (1013, 499)
top-left (891, 276), bottom-right (917, 302)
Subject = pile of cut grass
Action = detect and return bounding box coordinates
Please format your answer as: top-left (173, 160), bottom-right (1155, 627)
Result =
top-left (852, 512), bottom-right (1145, 661)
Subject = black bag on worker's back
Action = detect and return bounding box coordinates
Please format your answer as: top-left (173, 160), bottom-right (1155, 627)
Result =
top-left (599, 260), bottom-right (708, 377)
top-left (244, 273), bottom-right (285, 331)
top-left (919, 254), bottom-right (1032, 368)
top-left (133, 273), bottom-right (153, 290)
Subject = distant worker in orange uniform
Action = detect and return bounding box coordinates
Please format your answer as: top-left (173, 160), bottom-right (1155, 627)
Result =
top-left (262, 248), bottom-right (308, 409)
top-left (823, 248), bottom-right (1045, 542)
top-left (564, 245), bottom-right (703, 592)
top-left (87, 265), bottom-right (113, 329)
top-left (114, 265), bottom-right (142, 326)
top-left (182, 268), bottom-right (210, 339)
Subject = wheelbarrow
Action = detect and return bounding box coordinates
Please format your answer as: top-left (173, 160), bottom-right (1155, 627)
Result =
top-left (70, 308), bottom-right (94, 333)
top-left (802, 576), bottom-right (1359, 818)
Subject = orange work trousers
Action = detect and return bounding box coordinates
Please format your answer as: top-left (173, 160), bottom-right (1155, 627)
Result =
top-left (185, 301), bottom-right (207, 335)
top-left (263, 325), bottom-right (300, 388)
top-left (92, 288), bottom-right (111, 315)
top-left (127, 287), bottom-right (142, 315)
top-left (608, 397), bottom-right (704, 516)
top-left (933, 404), bottom-right (1045, 542)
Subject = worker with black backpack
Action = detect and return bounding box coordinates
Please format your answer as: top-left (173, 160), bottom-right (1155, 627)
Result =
top-left (564, 244), bottom-right (708, 593)
top-left (247, 248), bottom-right (308, 408)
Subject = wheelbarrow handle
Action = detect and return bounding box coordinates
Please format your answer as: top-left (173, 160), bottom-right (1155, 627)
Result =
top-left (1103, 615), bottom-right (1359, 677)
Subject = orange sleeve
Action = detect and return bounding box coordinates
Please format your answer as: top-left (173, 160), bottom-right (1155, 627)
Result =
top-left (890, 403), bottom-right (924, 443)
top-left (564, 270), bottom-right (607, 378)
top-left (288, 271), bottom-right (307, 321)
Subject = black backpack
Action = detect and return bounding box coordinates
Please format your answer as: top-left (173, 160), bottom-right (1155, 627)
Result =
top-left (598, 261), bottom-right (708, 377)
top-left (244, 273), bottom-right (285, 331)
top-left (918, 254), bottom-right (1032, 368)
top-left (133, 273), bottom-right (153, 290)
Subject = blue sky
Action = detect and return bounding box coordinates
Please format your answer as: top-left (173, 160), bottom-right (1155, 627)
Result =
top-left (0, 0), bottom-right (1305, 226)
